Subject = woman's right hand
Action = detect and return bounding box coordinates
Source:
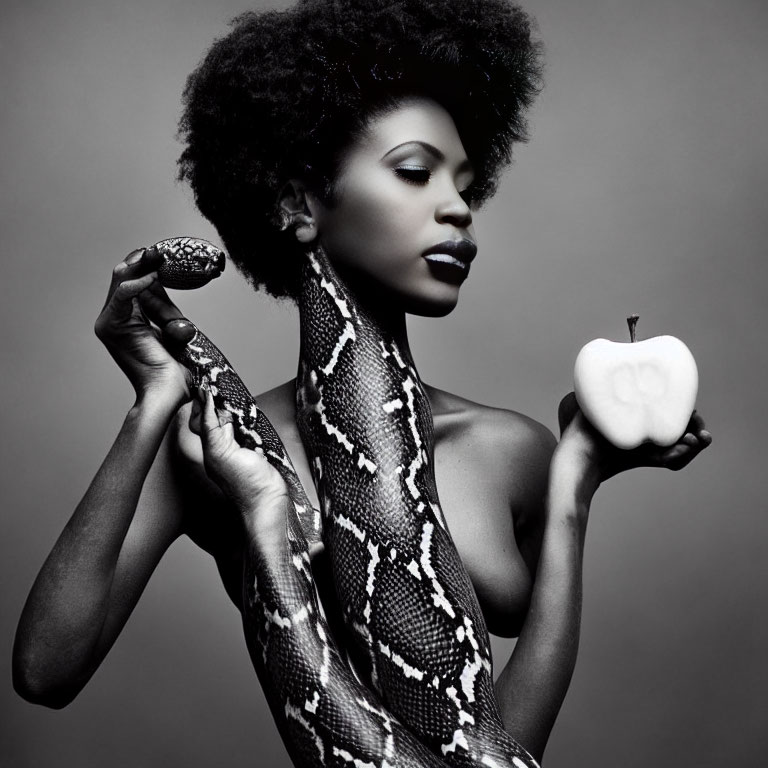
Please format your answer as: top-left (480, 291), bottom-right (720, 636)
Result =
top-left (94, 246), bottom-right (190, 405)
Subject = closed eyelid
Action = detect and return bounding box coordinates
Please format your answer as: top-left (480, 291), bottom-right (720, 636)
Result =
top-left (396, 163), bottom-right (430, 170)
top-left (388, 154), bottom-right (434, 173)
top-left (385, 144), bottom-right (475, 199)
top-left (394, 166), bottom-right (431, 184)
top-left (383, 140), bottom-right (472, 173)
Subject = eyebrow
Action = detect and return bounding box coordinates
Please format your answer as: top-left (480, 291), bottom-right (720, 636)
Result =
top-left (382, 140), bottom-right (473, 173)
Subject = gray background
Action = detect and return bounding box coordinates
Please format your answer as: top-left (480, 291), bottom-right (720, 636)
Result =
top-left (2, 0), bottom-right (766, 766)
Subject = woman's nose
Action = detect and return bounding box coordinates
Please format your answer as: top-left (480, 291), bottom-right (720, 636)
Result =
top-left (435, 188), bottom-right (472, 228)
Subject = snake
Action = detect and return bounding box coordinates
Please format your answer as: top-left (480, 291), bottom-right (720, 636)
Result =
top-left (155, 236), bottom-right (539, 768)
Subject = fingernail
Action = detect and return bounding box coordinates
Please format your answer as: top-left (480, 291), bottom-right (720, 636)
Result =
top-left (162, 318), bottom-right (196, 347)
top-left (143, 245), bottom-right (162, 266)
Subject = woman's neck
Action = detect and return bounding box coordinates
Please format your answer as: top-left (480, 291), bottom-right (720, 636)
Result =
top-left (349, 283), bottom-right (411, 353)
top-left (299, 247), bottom-right (414, 361)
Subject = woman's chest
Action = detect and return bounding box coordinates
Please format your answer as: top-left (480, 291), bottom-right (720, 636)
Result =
top-left (182, 400), bottom-right (534, 637)
top-left (271, 412), bottom-right (533, 635)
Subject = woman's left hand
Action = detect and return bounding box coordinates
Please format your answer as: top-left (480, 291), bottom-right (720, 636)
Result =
top-left (555, 391), bottom-right (712, 493)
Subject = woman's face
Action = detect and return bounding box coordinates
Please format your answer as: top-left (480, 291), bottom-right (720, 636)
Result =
top-left (311, 97), bottom-right (477, 317)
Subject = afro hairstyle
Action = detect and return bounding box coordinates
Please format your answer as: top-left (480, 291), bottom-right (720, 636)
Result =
top-left (177, 0), bottom-right (544, 300)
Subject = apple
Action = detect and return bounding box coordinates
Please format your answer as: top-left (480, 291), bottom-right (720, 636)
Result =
top-left (574, 315), bottom-right (698, 450)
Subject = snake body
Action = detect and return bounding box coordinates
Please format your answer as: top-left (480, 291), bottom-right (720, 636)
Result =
top-left (156, 237), bottom-right (538, 768)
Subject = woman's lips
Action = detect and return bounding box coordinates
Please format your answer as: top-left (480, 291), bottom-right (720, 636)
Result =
top-left (422, 239), bottom-right (477, 278)
top-left (422, 239), bottom-right (477, 267)
top-left (423, 252), bottom-right (470, 270)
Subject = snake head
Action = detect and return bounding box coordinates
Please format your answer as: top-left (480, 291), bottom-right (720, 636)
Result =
top-left (154, 237), bottom-right (226, 289)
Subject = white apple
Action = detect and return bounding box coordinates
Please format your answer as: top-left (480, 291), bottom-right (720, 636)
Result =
top-left (574, 315), bottom-right (699, 450)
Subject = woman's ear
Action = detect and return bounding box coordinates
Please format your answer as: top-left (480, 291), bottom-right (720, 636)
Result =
top-left (277, 180), bottom-right (320, 244)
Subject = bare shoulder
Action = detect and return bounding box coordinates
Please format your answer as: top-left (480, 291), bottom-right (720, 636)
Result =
top-left (424, 386), bottom-right (555, 630)
top-left (426, 385), bottom-right (556, 465)
top-left (425, 385), bottom-right (556, 523)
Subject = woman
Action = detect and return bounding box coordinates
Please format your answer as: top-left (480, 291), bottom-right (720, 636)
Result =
top-left (13, 0), bottom-right (711, 765)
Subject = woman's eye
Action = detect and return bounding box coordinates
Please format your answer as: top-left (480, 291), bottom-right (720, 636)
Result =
top-left (394, 166), bottom-right (431, 184)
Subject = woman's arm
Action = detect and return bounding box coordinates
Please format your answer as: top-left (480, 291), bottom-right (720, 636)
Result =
top-left (13, 403), bottom-right (185, 707)
top-left (495, 397), bottom-right (711, 761)
top-left (13, 248), bottom-right (190, 708)
top-left (494, 436), bottom-right (594, 761)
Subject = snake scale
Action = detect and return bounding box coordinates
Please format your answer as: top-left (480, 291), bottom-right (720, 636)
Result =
top-left (155, 236), bottom-right (539, 768)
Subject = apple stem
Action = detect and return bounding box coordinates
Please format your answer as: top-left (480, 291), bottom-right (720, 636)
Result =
top-left (627, 314), bottom-right (639, 343)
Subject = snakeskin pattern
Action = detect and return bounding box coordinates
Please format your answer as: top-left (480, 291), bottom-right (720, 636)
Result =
top-left (156, 237), bottom-right (538, 768)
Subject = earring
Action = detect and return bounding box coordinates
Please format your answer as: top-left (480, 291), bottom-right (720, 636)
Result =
top-left (295, 215), bottom-right (316, 243)
top-left (273, 208), bottom-right (292, 232)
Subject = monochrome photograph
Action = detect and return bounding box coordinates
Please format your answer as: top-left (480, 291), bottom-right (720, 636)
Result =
top-left (2, 1), bottom-right (765, 766)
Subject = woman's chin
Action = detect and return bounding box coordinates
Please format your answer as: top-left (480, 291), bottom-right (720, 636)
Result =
top-left (332, 267), bottom-right (462, 318)
top-left (403, 289), bottom-right (461, 318)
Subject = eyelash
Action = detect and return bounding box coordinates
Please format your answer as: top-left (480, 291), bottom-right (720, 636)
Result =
top-left (394, 165), bottom-right (474, 204)
top-left (394, 166), bottom-right (431, 184)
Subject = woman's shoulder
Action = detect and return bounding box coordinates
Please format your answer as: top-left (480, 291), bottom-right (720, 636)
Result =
top-left (425, 385), bottom-right (556, 527)
top-left (425, 384), bottom-right (557, 462)
top-left (424, 386), bottom-right (555, 591)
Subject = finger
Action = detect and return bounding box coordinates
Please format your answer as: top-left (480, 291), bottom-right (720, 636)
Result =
top-left (678, 432), bottom-right (711, 460)
top-left (217, 408), bottom-right (234, 427)
top-left (141, 244), bottom-right (164, 271)
top-left (214, 401), bottom-right (236, 442)
top-left (200, 389), bottom-right (237, 454)
top-left (138, 278), bottom-right (185, 328)
top-left (658, 443), bottom-right (694, 470)
top-left (105, 248), bottom-right (144, 306)
top-left (674, 428), bottom-right (712, 455)
top-left (201, 389), bottom-right (232, 430)
top-left (162, 318), bottom-right (197, 350)
top-left (688, 410), bottom-right (706, 431)
top-left (200, 389), bottom-right (225, 459)
top-left (188, 398), bottom-right (202, 437)
top-left (102, 273), bottom-right (158, 323)
top-left (680, 432), bottom-right (699, 448)
top-left (690, 411), bottom-right (713, 442)
top-left (557, 392), bottom-right (579, 435)
top-left (201, 389), bottom-right (219, 439)
top-left (688, 412), bottom-right (712, 441)
top-left (104, 246), bottom-right (164, 308)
